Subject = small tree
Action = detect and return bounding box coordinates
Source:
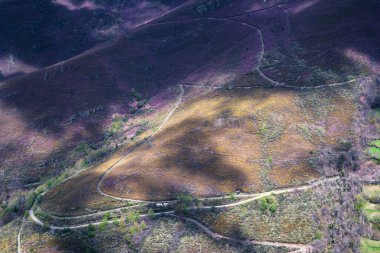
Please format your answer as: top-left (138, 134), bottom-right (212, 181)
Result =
top-left (87, 223), bottom-right (96, 238)
top-left (126, 211), bottom-right (140, 224)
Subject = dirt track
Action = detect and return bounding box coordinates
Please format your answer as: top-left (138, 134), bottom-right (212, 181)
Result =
top-left (21, 177), bottom-right (338, 253)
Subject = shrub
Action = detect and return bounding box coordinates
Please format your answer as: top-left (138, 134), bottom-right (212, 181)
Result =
top-left (122, 115), bottom-right (129, 122)
top-left (129, 107), bottom-right (137, 114)
top-left (103, 211), bottom-right (111, 220)
top-left (112, 217), bottom-right (120, 226)
top-left (259, 195), bottom-right (278, 213)
top-left (134, 92), bottom-right (142, 101)
top-left (26, 190), bottom-right (37, 209)
top-left (147, 208), bottom-right (155, 218)
top-left (126, 211), bottom-right (140, 224)
top-left (35, 184), bottom-right (47, 195)
top-left (85, 147), bottom-right (111, 164)
top-left (316, 230), bottom-right (324, 240)
top-left (354, 195), bottom-right (366, 212)
top-left (35, 210), bottom-right (48, 220)
top-left (108, 118), bottom-right (123, 135)
top-left (124, 233), bottom-right (132, 245)
top-left (269, 203), bottom-right (277, 213)
top-left (129, 222), bottom-right (140, 234)
top-left (62, 227), bottom-right (71, 234)
top-left (259, 197), bottom-right (269, 211)
top-left (175, 193), bottom-right (198, 213)
top-left (140, 220), bottom-right (147, 230)
top-left (87, 223), bottom-right (96, 238)
top-left (83, 245), bottom-right (97, 253)
top-left (228, 193), bottom-right (237, 201)
top-left (99, 220), bottom-right (108, 230)
top-left (74, 141), bottom-right (90, 154)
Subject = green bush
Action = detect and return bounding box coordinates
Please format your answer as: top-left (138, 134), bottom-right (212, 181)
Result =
top-left (126, 211), bottom-right (140, 224)
top-left (269, 203), bottom-right (277, 213)
top-left (35, 210), bottom-right (49, 220)
top-left (35, 184), bottom-right (47, 195)
top-left (259, 195), bottom-right (278, 213)
top-left (26, 190), bottom-right (37, 209)
top-left (259, 197), bottom-right (269, 211)
top-left (99, 220), bottom-right (108, 230)
top-left (354, 195), bottom-right (366, 212)
top-left (147, 208), bottom-right (155, 218)
top-left (366, 140), bottom-right (380, 161)
top-left (74, 141), bottom-right (90, 154)
top-left (103, 211), bottom-right (111, 220)
top-left (129, 222), bottom-right (140, 234)
top-left (85, 147), bottom-right (111, 164)
top-left (175, 193), bottom-right (198, 213)
top-left (316, 230), bottom-right (324, 240)
top-left (112, 217), bottom-right (120, 226)
top-left (140, 220), bottom-right (146, 230)
top-left (109, 118), bottom-right (123, 135)
top-left (87, 223), bottom-right (96, 238)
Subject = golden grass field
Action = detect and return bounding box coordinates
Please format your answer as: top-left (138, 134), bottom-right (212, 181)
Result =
top-left (99, 84), bottom-right (358, 201)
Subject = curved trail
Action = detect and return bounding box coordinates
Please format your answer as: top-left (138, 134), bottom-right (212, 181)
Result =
top-left (16, 1), bottom-right (354, 252)
top-left (17, 217), bottom-right (25, 253)
top-left (27, 177), bottom-right (337, 253)
top-left (95, 12), bottom-right (361, 203)
top-left (96, 84), bottom-right (184, 202)
top-left (149, 16), bottom-right (362, 91)
top-left (173, 215), bottom-right (311, 253)
top-left (29, 176), bottom-right (340, 230)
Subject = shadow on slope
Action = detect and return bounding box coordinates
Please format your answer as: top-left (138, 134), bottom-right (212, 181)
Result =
top-left (0, 17), bottom-right (260, 189)
top-left (0, 0), bottom-right (188, 79)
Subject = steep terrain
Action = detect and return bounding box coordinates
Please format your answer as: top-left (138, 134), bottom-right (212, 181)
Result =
top-left (1, 0), bottom-right (380, 252)
top-left (0, 0), bottom-right (188, 80)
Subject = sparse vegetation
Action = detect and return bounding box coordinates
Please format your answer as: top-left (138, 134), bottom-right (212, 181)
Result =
top-left (195, 0), bottom-right (230, 15)
top-left (2, 0), bottom-right (379, 252)
top-left (366, 140), bottom-right (380, 162)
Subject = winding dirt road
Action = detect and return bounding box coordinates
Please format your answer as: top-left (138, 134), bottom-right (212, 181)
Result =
top-left (15, 1), bottom-right (357, 252)
top-left (23, 177), bottom-right (337, 253)
top-left (96, 84), bottom-right (184, 202)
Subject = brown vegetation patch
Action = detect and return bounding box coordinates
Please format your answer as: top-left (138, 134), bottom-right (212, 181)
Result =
top-left (100, 85), bottom-right (358, 201)
top-left (269, 161), bottom-right (320, 188)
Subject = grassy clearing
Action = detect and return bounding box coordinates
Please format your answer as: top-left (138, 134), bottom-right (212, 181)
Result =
top-left (361, 184), bottom-right (380, 247)
top-left (363, 202), bottom-right (380, 224)
top-left (366, 141), bottom-right (380, 162)
top-left (361, 238), bottom-right (380, 253)
top-left (364, 185), bottom-right (380, 203)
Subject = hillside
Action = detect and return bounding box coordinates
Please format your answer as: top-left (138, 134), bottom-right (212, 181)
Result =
top-left (1, 0), bottom-right (380, 252)
top-left (0, 0), bottom-right (188, 80)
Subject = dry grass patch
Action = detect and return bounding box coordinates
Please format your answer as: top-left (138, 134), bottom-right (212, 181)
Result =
top-left (101, 85), bottom-right (358, 200)
top-left (269, 161), bottom-right (320, 188)
top-left (190, 189), bottom-right (317, 243)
